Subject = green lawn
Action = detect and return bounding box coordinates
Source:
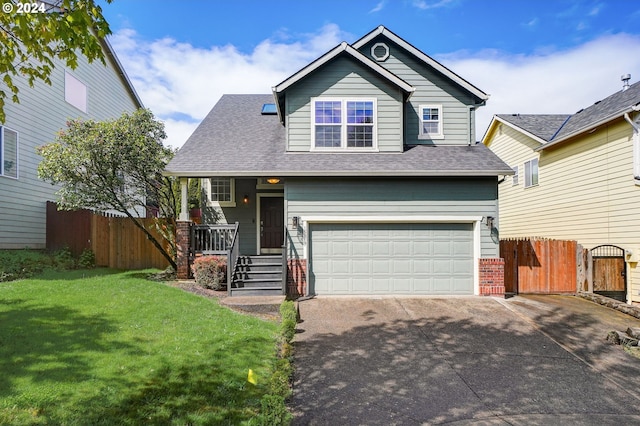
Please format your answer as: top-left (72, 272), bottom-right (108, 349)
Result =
top-left (0, 269), bottom-right (280, 425)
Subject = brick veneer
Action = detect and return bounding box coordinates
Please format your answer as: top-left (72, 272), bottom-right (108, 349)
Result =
top-left (175, 221), bottom-right (191, 279)
top-left (287, 258), bottom-right (307, 298)
top-left (479, 258), bottom-right (505, 296)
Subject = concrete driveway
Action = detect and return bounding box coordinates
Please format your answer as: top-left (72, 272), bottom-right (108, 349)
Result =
top-left (290, 295), bottom-right (640, 425)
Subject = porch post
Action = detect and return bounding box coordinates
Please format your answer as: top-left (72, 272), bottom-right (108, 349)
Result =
top-left (175, 221), bottom-right (191, 279)
top-left (179, 178), bottom-right (189, 221)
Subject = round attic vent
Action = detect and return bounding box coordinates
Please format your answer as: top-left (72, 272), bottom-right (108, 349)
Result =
top-left (371, 42), bottom-right (390, 62)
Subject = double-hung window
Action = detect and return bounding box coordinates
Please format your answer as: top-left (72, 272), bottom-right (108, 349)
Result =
top-left (0, 126), bottom-right (18, 179)
top-left (419, 104), bottom-right (443, 139)
top-left (524, 158), bottom-right (539, 187)
top-left (207, 177), bottom-right (235, 207)
top-left (313, 98), bottom-right (376, 150)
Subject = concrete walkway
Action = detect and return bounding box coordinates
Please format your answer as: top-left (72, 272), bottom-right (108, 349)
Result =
top-left (290, 296), bottom-right (640, 425)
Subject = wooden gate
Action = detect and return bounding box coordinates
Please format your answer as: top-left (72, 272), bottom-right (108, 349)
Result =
top-left (591, 245), bottom-right (626, 302)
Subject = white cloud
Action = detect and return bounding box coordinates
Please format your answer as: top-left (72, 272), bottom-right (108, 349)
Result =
top-left (370, 1), bottom-right (385, 13)
top-left (438, 33), bottom-right (640, 139)
top-left (110, 25), bottom-right (640, 148)
top-left (109, 24), bottom-right (347, 148)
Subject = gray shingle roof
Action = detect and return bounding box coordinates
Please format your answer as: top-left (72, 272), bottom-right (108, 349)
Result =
top-left (553, 80), bottom-right (640, 141)
top-left (495, 80), bottom-right (640, 146)
top-left (496, 114), bottom-right (570, 142)
top-left (165, 94), bottom-right (513, 177)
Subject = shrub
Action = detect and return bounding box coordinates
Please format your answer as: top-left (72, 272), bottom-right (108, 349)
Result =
top-left (78, 249), bottom-right (96, 269)
top-left (192, 256), bottom-right (227, 290)
top-left (53, 247), bottom-right (76, 270)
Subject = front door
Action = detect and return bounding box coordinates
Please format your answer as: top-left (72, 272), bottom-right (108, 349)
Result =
top-left (260, 197), bottom-right (284, 254)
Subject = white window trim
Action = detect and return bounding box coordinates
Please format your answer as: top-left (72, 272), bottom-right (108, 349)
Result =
top-left (524, 158), bottom-right (539, 188)
top-left (418, 104), bottom-right (444, 140)
top-left (0, 125), bottom-right (19, 179)
top-left (512, 165), bottom-right (519, 186)
top-left (310, 97), bottom-right (378, 152)
top-left (206, 177), bottom-right (236, 207)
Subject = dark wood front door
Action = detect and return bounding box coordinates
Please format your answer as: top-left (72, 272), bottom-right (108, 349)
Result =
top-left (260, 197), bottom-right (284, 253)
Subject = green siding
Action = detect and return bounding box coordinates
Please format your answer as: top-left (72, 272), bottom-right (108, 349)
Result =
top-left (285, 56), bottom-right (404, 152)
top-left (0, 52), bottom-right (139, 249)
top-left (285, 177), bottom-right (499, 258)
top-left (358, 38), bottom-right (479, 145)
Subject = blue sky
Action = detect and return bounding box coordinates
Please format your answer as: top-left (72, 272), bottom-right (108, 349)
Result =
top-left (100, 0), bottom-right (640, 147)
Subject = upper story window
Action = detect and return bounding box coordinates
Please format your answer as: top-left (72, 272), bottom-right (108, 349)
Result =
top-left (524, 158), bottom-right (539, 187)
top-left (419, 104), bottom-right (443, 139)
top-left (65, 71), bottom-right (87, 113)
top-left (512, 166), bottom-right (519, 186)
top-left (206, 177), bottom-right (235, 207)
top-left (312, 98), bottom-right (377, 150)
top-left (1, 126), bottom-right (18, 179)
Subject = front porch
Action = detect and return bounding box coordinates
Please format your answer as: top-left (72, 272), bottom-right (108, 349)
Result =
top-left (175, 221), bottom-right (306, 298)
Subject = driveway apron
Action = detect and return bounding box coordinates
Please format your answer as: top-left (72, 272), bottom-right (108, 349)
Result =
top-left (289, 296), bottom-right (640, 425)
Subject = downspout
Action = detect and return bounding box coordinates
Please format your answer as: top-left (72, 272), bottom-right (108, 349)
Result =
top-left (467, 105), bottom-right (475, 146)
top-left (624, 107), bottom-right (640, 181)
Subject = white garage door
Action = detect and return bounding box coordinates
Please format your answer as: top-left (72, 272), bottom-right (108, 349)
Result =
top-left (310, 223), bottom-right (474, 295)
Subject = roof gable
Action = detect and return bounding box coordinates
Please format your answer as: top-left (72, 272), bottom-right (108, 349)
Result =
top-left (352, 26), bottom-right (489, 103)
top-left (272, 41), bottom-right (414, 122)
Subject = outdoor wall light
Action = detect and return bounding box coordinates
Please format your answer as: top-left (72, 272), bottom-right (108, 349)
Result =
top-left (485, 216), bottom-right (495, 229)
top-left (243, 194), bottom-right (249, 204)
top-left (292, 216), bottom-right (299, 228)
top-left (266, 177), bottom-right (281, 184)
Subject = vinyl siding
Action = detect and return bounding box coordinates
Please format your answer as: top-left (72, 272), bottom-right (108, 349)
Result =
top-left (357, 38), bottom-right (478, 145)
top-left (0, 52), bottom-right (140, 249)
top-left (487, 119), bottom-right (640, 302)
top-left (285, 56), bottom-right (404, 152)
top-left (285, 177), bottom-right (499, 258)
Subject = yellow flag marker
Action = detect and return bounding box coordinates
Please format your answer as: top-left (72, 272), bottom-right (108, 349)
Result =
top-left (247, 369), bottom-right (258, 385)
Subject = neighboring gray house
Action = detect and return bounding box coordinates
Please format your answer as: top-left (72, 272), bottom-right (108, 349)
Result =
top-left (0, 39), bottom-right (143, 249)
top-left (166, 26), bottom-right (512, 297)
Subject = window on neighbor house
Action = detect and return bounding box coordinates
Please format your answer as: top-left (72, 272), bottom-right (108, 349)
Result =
top-left (512, 166), bottom-right (519, 186)
top-left (207, 178), bottom-right (235, 206)
top-left (419, 104), bottom-right (443, 139)
top-left (1, 126), bottom-right (18, 179)
top-left (524, 158), bottom-right (539, 187)
top-left (65, 71), bottom-right (88, 113)
top-left (313, 98), bottom-right (376, 149)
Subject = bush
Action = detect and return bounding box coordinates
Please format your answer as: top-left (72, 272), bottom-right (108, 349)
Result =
top-left (53, 247), bottom-right (76, 269)
top-left (192, 256), bottom-right (227, 290)
top-left (78, 249), bottom-right (96, 269)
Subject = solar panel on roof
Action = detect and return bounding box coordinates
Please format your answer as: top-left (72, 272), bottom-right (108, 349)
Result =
top-left (261, 103), bottom-right (277, 115)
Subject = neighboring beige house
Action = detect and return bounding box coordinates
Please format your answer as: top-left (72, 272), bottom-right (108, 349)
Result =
top-left (482, 77), bottom-right (640, 304)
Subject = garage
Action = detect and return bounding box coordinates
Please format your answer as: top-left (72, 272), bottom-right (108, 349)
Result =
top-left (309, 222), bottom-right (475, 295)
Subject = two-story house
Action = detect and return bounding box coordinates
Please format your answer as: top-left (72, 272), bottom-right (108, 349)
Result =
top-left (166, 26), bottom-right (512, 298)
top-left (482, 77), bottom-right (640, 304)
top-left (0, 38), bottom-right (142, 249)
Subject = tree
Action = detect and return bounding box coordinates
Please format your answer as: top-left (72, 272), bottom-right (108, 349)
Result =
top-left (0, 0), bottom-right (112, 122)
top-left (37, 108), bottom-right (178, 269)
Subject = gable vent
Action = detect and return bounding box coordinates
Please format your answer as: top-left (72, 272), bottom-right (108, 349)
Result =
top-left (371, 42), bottom-right (390, 62)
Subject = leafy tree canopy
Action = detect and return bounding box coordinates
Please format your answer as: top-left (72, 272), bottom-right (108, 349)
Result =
top-left (38, 108), bottom-right (178, 269)
top-left (0, 0), bottom-right (112, 122)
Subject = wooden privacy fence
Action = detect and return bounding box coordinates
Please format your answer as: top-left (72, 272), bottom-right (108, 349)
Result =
top-left (46, 201), bottom-right (170, 270)
top-left (500, 238), bottom-right (588, 294)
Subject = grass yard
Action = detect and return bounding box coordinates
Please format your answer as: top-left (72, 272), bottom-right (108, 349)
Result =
top-left (0, 269), bottom-right (280, 425)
